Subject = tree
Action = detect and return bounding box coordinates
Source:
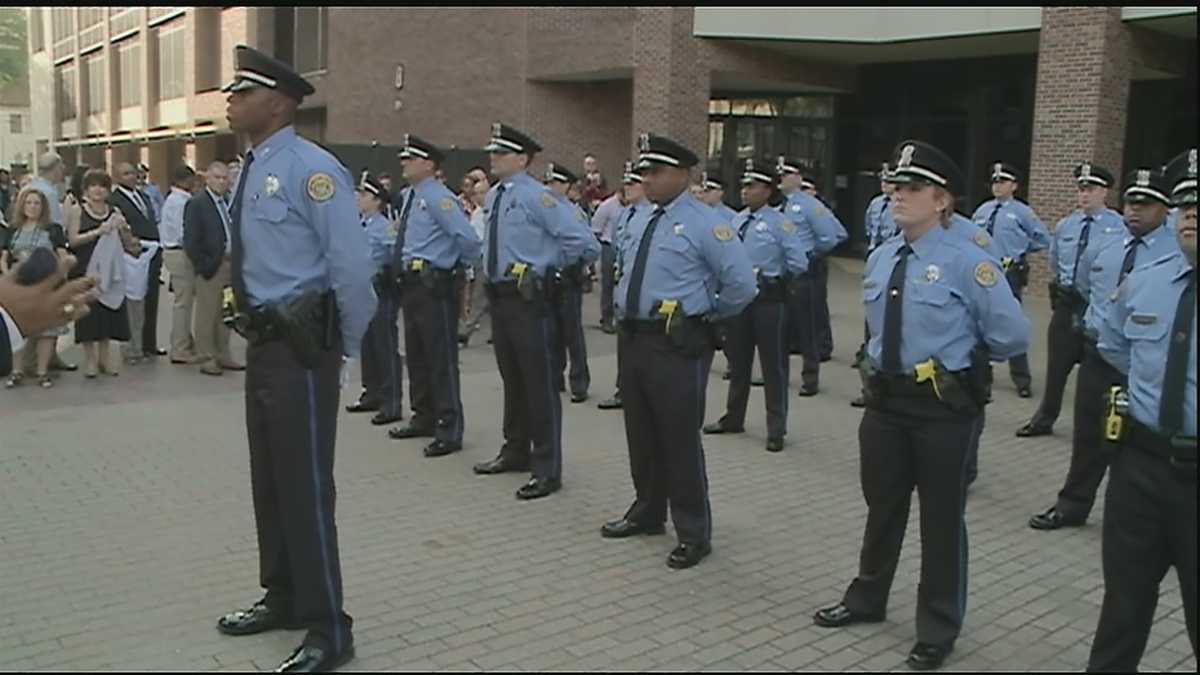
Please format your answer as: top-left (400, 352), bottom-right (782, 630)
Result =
top-left (0, 8), bottom-right (29, 90)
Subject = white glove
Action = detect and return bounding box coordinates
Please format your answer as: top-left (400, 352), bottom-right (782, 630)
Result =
top-left (340, 356), bottom-right (356, 389)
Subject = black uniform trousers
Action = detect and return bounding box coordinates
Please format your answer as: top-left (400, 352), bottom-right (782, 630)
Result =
top-left (620, 329), bottom-right (714, 545)
top-left (844, 394), bottom-right (977, 648)
top-left (788, 271), bottom-right (821, 389)
top-left (402, 280), bottom-right (465, 445)
top-left (142, 249), bottom-right (163, 354)
top-left (490, 290), bottom-right (562, 481)
top-left (1004, 269), bottom-right (1033, 389)
top-left (1054, 347), bottom-right (1124, 521)
top-left (554, 281), bottom-right (590, 398)
top-left (1087, 441), bottom-right (1197, 671)
top-left (360, 292), bottom-right (403, 419)
top-left (719, 296), bottom-right (789, 439)
top-left (600, 243), bottom-right (616, 328)
top-left (815, 257), bottom-right (834, 360)
top-left (1029, 304), bottom-right (1086, 429)
top-left (245, 339), bottom-right (352, 653)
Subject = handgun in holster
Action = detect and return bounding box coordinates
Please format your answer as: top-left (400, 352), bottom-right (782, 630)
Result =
top-left (652, 299), bottom-right (707, 356)
top-left (373, 264), bottom-right (397, 300)
top-left (1104, 385), bottom-right (1130, 443)
top-left (507, 262), bottom-right (542, 303)
top-left (967, 345), bottom-right (994, 406)
top-left (272, 290), bottom-right (337, 370)
top-left (856, 351), bottom-right (883, 407)
top-left (915, 358), bottom-right (979, 416)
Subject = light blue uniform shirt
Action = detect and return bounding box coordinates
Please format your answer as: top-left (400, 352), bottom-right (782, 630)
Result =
top-left (614, 198), bottom-right (650, 275)
top-left (713, 202), bottom-right (739, 223)
top-left (780, 191), bottom-right (847, 256)
top-left (237, 125), bottom-right (376, 358)
top-left (1048, 207), bottom-right (1124, 288)
top-left (482, 172), bottom-right (594, 280)
top-left (1080, 223), bottom-right (1180, 343)
top-left (615, 190), bottom-right (757, 320)
top-left (398, 175), bottom-right (482, 270)
top-left (550, 192), bottom-right (601, 266)
top-left (971, 198), bottom-right (1050, 261)
top-left (734, 206), bottom-right (811, 278)
top-left (947, 213), bottom-right (1003, 262)
top-left (864, 193), bottom-right (897, 253)
top-left (362, 211), bottom-right (396, 273)
top-left (863, 225), bottom-right (1030, 372)
top-left (1098, 252), bottom-right (1196, 436)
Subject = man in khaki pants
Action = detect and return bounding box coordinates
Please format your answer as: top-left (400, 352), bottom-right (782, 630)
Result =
top-left (183, 162), bottom-right (243, 376)
top-left (160, 165), bottom-right (200, 363)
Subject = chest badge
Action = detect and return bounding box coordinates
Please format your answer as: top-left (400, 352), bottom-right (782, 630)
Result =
top-left (265, 175), bottom-right (280, 196)
top-left (925, 265), bottom-right (941, 283)
top-left (755, 221), bottom-right (768, 232)
top-left (674, 224), bottom-right (685, 235)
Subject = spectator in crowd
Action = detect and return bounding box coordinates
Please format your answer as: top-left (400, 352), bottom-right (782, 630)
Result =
top-left (183, 161), bottom-right (242, 376)
top-left (0, 169), bottom-right (12, 218)
top-left (160, 164), bottom-right (201, 364)
top-left (581, 153), bottom-right (609, 210)
top-left (137, 163), bottom-right (165, 221)
top-left (1, 187), bottom-right (69, 388)
top-left (226, 156), bottom-right (242, 205)
top-left (459, 175), bottom-right (491, 345)
top-left (17, 172), bottom-right (34, 191)
top-left (68, 169), bottom-right (140, 379)
top-left (30, 152), bottom-right (66, 226)
top-left (590, 183), bottom-right (628, 334)
top-left (111, 161), bottom-right (164, 358)
top-left (121, 237), bottom-right (160, 365)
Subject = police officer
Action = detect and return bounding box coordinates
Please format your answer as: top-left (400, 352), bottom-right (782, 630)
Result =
top-left (1028, 166), bottom-right (1182, 532)
top-left (703, 158), bottom-right (812, 452)
top-left (777, 156), bottom-right (847, 395)
top-left (386, 134), bottom-right (481, 458)
top-left (852, 164), bottom-right (899, 408)
top-left (1087, 151), bottom-right (1196, 672)
top-left (544, 161), bottom-right (601, 403)
top-left (813, 141), bottom-right (1029, 672)
top-left (1017, 163), bottom-right (1124, 437)
top-left (600, 133), bottom-right (756, 570)
top-left (215, 45), bottom-right (372, 673)
top-left (698, 172), bottom-right (740, 222)
top-left (345, 173), bottom-right (403, 426)
top-left (971, 163), bottom-right (1049, 398)
top-left (597, 161), bottom-right (648, 411)
top-left (472, 123), bottom-right (595, 500)
top-left (800, 170), bottom-right (844, 362)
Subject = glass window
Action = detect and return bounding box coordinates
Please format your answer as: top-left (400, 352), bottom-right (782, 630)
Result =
top-left (51, 8), bottom-right (74, 42)
top-left (85, 54), bottom-right (105, 114)
top-left (118, 41), bottom-right (142, 108)
top-left (708, 99), bottom-right (730, 116)
top-left (736, 122), bottom-right (755, 159)
top-left (158, 24), bottom-right (185, 100)
top-left (707, 121), bottom-right (724, 161)
top-left (294, 7), bottom-right (328, 74)
top-left (56, 64), bottom-right (77, 121)
top-left (111, 9), bottom-right (141, 37)
top-left (782, 96), bottom-right (834, 118)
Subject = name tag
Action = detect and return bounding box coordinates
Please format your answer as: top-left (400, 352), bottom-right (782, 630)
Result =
top-left (1131, 314), bottom-right (1157, 325)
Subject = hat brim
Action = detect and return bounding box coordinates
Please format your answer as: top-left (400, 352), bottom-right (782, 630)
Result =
top-left (1076, 177), bottom-right (1110, 188)
top-left (1123, 191), bottom-right (1169, 205)
top-left (221, 78), bottom-right (262, 94)
top-left (1172, 191), bottom-right (1197, 206)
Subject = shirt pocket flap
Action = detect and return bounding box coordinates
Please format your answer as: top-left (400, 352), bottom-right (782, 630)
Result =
top-left (1123, 314), bottom-right (1168, 341)
top-left (911, 282), bottom-right (952, 307)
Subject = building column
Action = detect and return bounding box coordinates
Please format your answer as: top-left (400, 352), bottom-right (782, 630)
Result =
top-left (1026, 7), bottom-right (1132, 293)
top-left (631, 7), bottom-right (710, 164)
top-left (193, 136), bottom-right (218, 171)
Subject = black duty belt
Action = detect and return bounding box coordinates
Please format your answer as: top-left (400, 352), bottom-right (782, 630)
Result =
top-left (1126, 419), bottom-right (1197, 468)
top-left (619, 319), bottom-right (669, 335)
top-left (876, 374), bottom-right (942, 401)
top-left (755, 277), bottom-right (787, 303)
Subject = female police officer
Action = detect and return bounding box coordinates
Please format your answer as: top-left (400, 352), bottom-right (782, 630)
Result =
top-left (812, 141), bottom-right (1029, 671)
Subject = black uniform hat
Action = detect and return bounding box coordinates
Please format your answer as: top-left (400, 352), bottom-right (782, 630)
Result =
top-left (989, 161), bottom-right (1023, 184)
top-left (1122, 168), bottom-right (1171, 205)
top-left (398, 134), bottom-right (445, 163)
top-left (1074, 162), bottom-right (1114, 188)
top-left (775, 156), bottom-right (805, 176)
top-left (484, 122), bottom-right (542, 155)
top-left (799, 174), bottom-right (818, 191)
top-left (1164, 148), bottom-right (1197, 206)
top-left (622, 160), bottom-right (644, 185)
top-left (222, 45), bottom-right (315, 102)
top-left (636, 133), bottom-right (699, 169)
top-left (701, 172), bottom-right (724, 191)
top-left (356, 172), bottom-right (387, 202)
top-left (878, 162), bottom-right (892, 180)
top-left (741, 159), bottom-right (774, 186)
top-left (544, 162), bottom-right (579, 185)
top-left (886, 140), bottom-right (964, 195)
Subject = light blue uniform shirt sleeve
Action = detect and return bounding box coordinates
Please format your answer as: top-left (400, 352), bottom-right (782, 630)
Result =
top-left (537, 191), bottom-right (596, 268)
top-left (364, 212), bottom-right (395, 273)
top-left (1015, 201), bottom-right (1050, 253)
top-left (427, 183), bottom-right (483, 266)
top-left (958, 249), bottom-right (1032, 362)
top-left (785, 193), bottom-right (843, 255)
top-left (563, 201), bottom-right (601, 265)
top-left (701, 215), bottom-right (757, 318)
top-left (864, 196), bottom-right (882, 247)
top-left (1048, 214), bottom-right (1069, 283)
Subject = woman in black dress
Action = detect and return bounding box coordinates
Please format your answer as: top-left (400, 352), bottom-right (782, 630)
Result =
top-left (67, 169), bottom-right (136, 378)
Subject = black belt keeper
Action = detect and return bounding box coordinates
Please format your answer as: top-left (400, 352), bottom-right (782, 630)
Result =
top-left (1126, 419), bottom-right (1197, 469)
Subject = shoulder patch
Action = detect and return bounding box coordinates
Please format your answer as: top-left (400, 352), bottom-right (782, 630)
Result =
top-left (307, 173), bottom-right (335, 202)
top-left (440, 198), bottom-right (455, 211)
top-left (541, 193), bottom-right (556, 208)
top-left (714, 224), bottom-right (735, 242)
top-left (781, 219), bottom-right (795, 234)
top-left (974, 261), bottom-right (999, 287)
top-left (973, 230), bottom-right (991, 248)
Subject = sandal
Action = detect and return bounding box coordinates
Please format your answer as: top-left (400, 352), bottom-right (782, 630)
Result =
top-left (5, 373), bottom-right (22, 388)
top-left (38, 375), bottom-right (53, 389)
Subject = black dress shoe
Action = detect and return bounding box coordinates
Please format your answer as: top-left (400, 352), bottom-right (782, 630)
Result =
top-left (1028, 506), bottom-right (1085, 531)
top-left (1015, 421), bottom-right (1052, 438)
top-left (812, 603), bottom-right (885, 628)
top-left (473, 456), bottom-right (530, 475)
top-left (346, 400), bottom-right (379, 414)
top-left (371, 412), bottom-right (403, 426)
top-left (215, 601), bottom-right (299, 636)
top-left (601, 518), bottom-right (666, 538)
top-left (1017, 386), bottom-right (1033, 398)
top-left (798, 385), bottom-right (819, 397)
top-left (147, 348), bottom-right (168, 357)
top-left (597, 396), bottom-right (623, 410)
top-left (666, 541), bottom-right (711, 569)
top-left (766, 438), bottom-right (784, 453)
top-left (423, 440), bottom-right (461, 458)
top-left (277, 643), bottom-right (356, 673)
top-left (750, 377), bottom-right (765, 387)
top-left (850, 395), bottom-right (866, 408)
top-left (571, 393), bottom-right (588, 403)
top-left (516, 477), bottom-right (560, 500)
top-left (388, 423), bottom-right (434, 440)
top-left (703, 422), bottom-right (744, 435)
top-left (907, 642), bottom-right (952, 671)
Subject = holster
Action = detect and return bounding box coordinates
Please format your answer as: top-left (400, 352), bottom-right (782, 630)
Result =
top-left (756, 275), bottom-right (788, 303)
top-left (227, 290), bottom-right (337, 369)
top-left (965, 345), bottom-right (993, 408)
top-left (857, 351), bottom-right (884, 408)
top-left (373, 264), bottom-right (399, 300)
top-left (930, 360), bottom-right (981, 416)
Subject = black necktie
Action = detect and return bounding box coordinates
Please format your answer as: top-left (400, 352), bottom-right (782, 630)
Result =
top-left (487, 184), bottom-right (507, 279)
top-left (392, 190), bottom-right (416, 266)
top-left (1070, 215), bottom-right (1093, 287)
top-left (1160, 269), bottom-right (1196, 436)
top-left (738, 212), bottom-right (752, 240)
top-left (881, 244), bottom-right (912, 375)
top-left (985, 203), bottom-right (1001, 236)
top-left (1119, 238), bottom-right (1143, 285)
top-left (624, 207), bottom-right (667, 319)
top-left (229, 149), bottom-right (254, 306)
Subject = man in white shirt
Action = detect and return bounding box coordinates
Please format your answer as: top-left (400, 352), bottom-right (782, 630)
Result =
top-left (590, 189), bottom-right (626, 334)
top-left (29, 152), bottom-right (65, 226)
top-left (160, 165), bottom-right (201, 363)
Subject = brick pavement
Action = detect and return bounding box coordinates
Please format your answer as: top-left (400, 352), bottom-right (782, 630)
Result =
top-left (0, 258), bottom-right (1194, 672)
